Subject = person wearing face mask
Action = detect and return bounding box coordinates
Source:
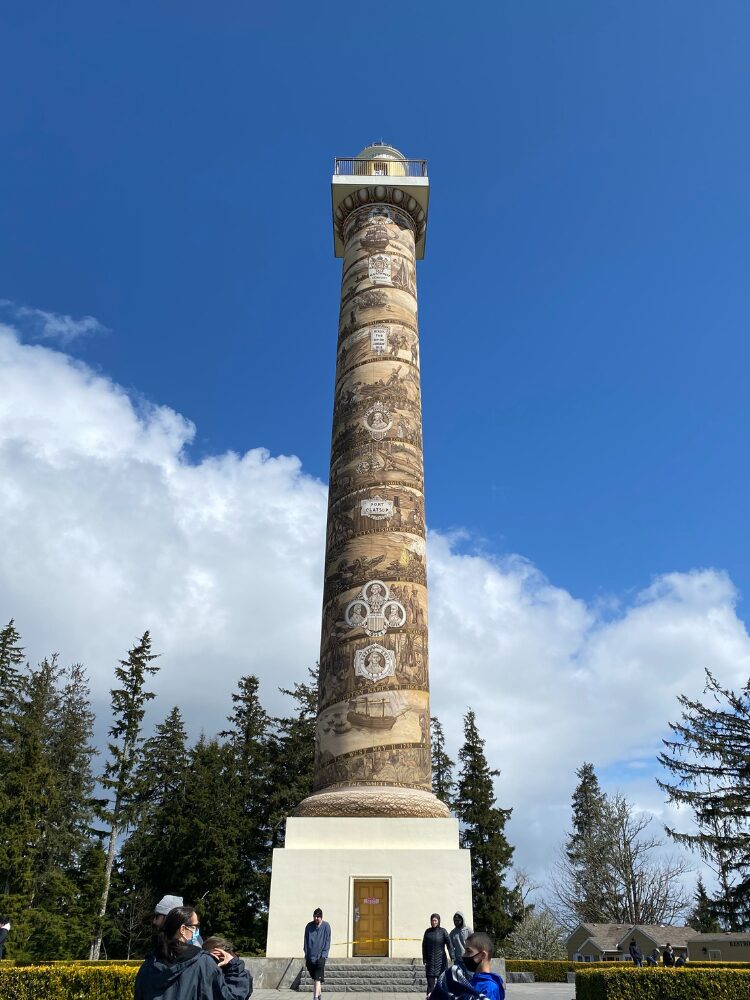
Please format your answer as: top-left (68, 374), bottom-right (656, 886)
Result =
top-left (421, 914), bottom-right (451, 997)
top-left (429, 931), bottom-right (505, 1000)
top-left (448, 913), bottom-right (473, 964)
top-left (134, 905), bottom-right (247, 1000)
top-left (461, 933), bottom-right (504, 1000)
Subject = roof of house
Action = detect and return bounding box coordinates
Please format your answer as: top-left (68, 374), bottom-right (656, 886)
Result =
top-left (617, 925), bottom-right (696, 948)
top-left (575, 924), bottom-right (633, 951)
top-left (569, 922), bottom-right (697, 951)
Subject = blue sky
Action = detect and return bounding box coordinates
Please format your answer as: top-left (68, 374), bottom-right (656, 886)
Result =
top-left (4, 1), bottom-right (749, 602)
top-left (2, 2), bottom-right (750, 885)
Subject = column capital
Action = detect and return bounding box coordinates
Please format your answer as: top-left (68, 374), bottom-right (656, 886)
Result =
top-left (332, 176), bottom-right (429, 258)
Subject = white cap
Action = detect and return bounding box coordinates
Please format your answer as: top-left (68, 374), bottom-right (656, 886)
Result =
top-left (154, 894), bottom-right (183, 916)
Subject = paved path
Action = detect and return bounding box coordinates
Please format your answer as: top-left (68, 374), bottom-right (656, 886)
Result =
top-left (252, 987), bottom-right (575, 1000)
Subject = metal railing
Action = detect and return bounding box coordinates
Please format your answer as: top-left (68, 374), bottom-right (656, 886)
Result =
top-left (334, 157), bottom-right (428, 178)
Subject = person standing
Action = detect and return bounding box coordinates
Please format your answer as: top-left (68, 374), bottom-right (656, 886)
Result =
top-left (0, 918), bottom-right (10, 958)
top-left (428, 931), bottom-right (505, 1000)
top-left (152, 895), bottom-right (184, 931)
top-left (628, 939), bottom-right (643, 966)
top-left (134, 905), bottom-right (246, 1000)
top-left (461, 933), bottom-right (505, 1000)
top-left (663, 943), bottom-right (675, 967)
top-left (304, 907), bottom-right (331, 1000)
top-left (422, 914), bottom-right (451, 997)
top-left (448, 912), bottom-right (473, 964)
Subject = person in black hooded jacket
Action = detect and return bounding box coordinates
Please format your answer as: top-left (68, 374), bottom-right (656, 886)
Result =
top-left (422, 914), bottom-right (451, 997)
top-left (134, 905), bottom-right (251, 1000)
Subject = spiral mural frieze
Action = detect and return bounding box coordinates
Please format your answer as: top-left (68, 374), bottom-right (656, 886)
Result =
top-left (297, 185), bottom-right (447, 819)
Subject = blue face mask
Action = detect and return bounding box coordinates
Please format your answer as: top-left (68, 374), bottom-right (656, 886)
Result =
top-left (192, 928), bottom-right (203, 946)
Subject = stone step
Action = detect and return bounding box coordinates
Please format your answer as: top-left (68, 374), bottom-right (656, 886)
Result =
top-left (298, 975), bottom-right (426, 984)
top-left (296, 965), bottom-right (428, 992)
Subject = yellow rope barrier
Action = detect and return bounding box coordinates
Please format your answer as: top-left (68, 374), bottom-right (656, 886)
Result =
top-left (331, 936), bottom-right (422, 946)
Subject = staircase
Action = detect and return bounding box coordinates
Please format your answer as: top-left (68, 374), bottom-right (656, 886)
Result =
top-left (296, 961), bottom-right (427, 992)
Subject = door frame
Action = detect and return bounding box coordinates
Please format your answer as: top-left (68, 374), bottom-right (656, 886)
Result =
top-left (350, 876), bottom-right (392, 958)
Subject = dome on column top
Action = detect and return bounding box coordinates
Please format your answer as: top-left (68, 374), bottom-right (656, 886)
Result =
top-left (355, 142), bottom-right (406, 161)
top-left (354, 142), bottom-right (408, 177)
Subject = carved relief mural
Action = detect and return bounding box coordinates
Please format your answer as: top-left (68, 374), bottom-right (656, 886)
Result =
top-left (303, 197), bottom-right (440, 811)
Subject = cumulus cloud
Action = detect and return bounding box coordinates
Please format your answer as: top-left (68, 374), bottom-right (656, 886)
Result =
top-left (2, 323), bottom-right (749, 888)
top-left (0, 300), bottom-right (107, 344)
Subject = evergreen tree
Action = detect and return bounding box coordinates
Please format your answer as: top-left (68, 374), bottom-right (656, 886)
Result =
top-left (91, 632), bottom-right (159, 959)
top-left (0, 620), bottom-right (24, 719)
top-left (552, 772), bottom-right (691, 926)
top-left (116, 705), bottom-right (190, 948)
top-left (657, 668), bottom-right (750, 929)
top-left (430, 716), bottom-right (456, 809)
top-left (688, 876), bottom-right (722, 933)
top-left (156, 736), bottom-right (246, 945)
top-left (455, 709), bottom-right (519, 940)
top-left (0, 621), bottom-right (25, 894)
top-left (266, 667), bottom-right (318, 849)
top-left (0, 655), bottom-right (99, 959)
top-left (222, 674), bottom-right (272, 951)
top-left (564, 763), bottom-right (613, 922)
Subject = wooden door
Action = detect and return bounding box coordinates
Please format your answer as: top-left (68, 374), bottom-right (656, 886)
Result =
top-left (353, 879), bottom-right (389, 956)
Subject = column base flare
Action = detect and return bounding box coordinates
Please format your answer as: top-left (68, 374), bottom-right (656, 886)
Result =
top-left (295, 785), bottom-right (450, 818)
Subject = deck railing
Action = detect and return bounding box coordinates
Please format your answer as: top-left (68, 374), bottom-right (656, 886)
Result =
top-left (334, 158), bottom-right (428, 178)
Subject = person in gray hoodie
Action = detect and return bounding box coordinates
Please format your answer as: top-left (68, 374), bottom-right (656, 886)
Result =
top-left (448, 912), bottom-right (473, 964)
top-left (134, 905), bottom-right (251, 1000)
top-left (303, 908), bottom-right (331, 1000)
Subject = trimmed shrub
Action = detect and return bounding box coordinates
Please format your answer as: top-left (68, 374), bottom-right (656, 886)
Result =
top-left (0, 963), bottom-right (137, 999)
top-left (504, 959), bottom-right (578, 982)
top-left (683, 960), bottom-right (750, 968)
top-left (575, 965), bottom-right (750, 999)
top-left (11, 959), bottom-right (143, 967)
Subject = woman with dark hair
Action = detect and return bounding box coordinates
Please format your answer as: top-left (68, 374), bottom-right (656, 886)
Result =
top-left (0, 917), bottom-right (10, 959)
top-left (134, 905), bottom-right (252, 1000)
top-left (422, 913), bottom-right (451, 998)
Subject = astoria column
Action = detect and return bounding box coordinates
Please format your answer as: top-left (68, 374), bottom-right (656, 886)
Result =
top-left (297, 144), bottom-right (448, 819)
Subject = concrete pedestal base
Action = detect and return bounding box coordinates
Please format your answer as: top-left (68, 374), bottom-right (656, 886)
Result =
top-left (266, 817), bottom-right (472, 958)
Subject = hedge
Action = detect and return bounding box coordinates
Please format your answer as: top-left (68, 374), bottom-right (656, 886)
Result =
top-left (503, 959), bottom-right (578, 982)
top-left (11, 959), bottom-right (143, 967)
top-left (575, 966), bottom-right (750, 999)
top-left (0, 964), bottom-right (137, 1000)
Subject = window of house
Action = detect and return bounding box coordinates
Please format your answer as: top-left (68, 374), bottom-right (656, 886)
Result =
top-left (708, 950), bottom-right (722, 960)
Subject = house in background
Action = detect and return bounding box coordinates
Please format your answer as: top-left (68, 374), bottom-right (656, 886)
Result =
top-left (566, 923), bottom-right (695, 962)
top-left (687, 932), bottom-right (750, 962)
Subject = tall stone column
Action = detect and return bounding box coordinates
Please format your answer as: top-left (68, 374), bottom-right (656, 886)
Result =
top-left (297, 145), bottom-right (448, 819)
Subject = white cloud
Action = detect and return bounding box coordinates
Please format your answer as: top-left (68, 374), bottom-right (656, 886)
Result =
top-left (2, 323), bottom-right (749, 893)
top-left (0, 300), bottom-right (107, 344)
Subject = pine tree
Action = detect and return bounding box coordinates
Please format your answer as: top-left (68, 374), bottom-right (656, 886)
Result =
top-left (564, 763), bottom-right (613, 922)
top-left (114, 706), bottom-right (189, 958)
top-left (430, 716), bottom-right (456, 809)
top-left (0, 656), bottom-right (99, 959)
top-left (455, 709), bottom-right (519, 940)
top-left (688, 876), bottom-right (721, 933)
top-left (169, 737), bottom-right (245, 940)
top-left (657, 668), bottom-right (750, 929)
top-left (90, 632), bottom-right (159, 959)
top-left (0, 620), bottom-right (24, 720)
top-left (222, 674), bottom-right (272, 950)
top-left (0, 620), bottom-right (25, 892)
top-left (266, 666), bottom-right (318, 849)
top-left (552, 774), bottom-right (691, 927)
